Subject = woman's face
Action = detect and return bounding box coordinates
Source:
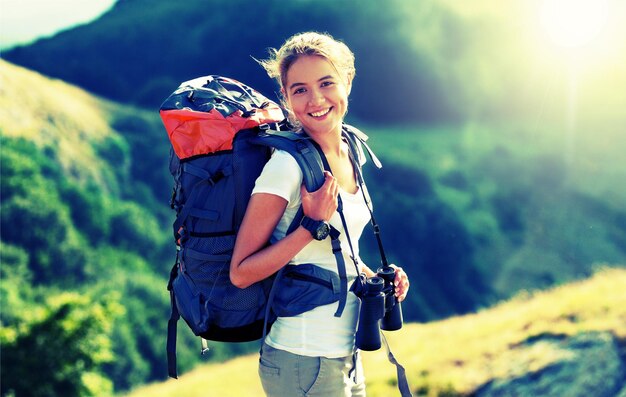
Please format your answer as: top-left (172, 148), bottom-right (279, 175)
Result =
top-left (283, 55), bottom-right (351, 137)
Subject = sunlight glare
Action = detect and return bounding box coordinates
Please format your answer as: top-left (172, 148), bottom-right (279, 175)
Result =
top-left (540, 0), bottom-right (609, 48)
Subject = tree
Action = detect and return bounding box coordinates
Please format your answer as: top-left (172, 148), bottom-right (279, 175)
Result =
top-left (0, 293), bottom-right (122, 397)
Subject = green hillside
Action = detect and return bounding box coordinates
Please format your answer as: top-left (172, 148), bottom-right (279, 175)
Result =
top-left (362, 121), bottom-right (626, 299)
top-left (122, 267), bottom-right (626, 397)
top-left (0, 59), bottom-right (221, 396)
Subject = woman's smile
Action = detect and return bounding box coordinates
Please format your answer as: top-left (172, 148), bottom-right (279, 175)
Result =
top-left (309, 107), bottom-right (333, 118)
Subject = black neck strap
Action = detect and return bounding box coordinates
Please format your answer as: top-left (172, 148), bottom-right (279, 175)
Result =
top-left (341, 130), bottom-right (390, 270)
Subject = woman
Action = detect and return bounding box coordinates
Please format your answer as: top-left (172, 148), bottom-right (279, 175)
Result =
top-left (230, 32), bottom-right (410, 397)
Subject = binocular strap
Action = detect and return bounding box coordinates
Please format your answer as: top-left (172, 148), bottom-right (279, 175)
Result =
top-left (380, 332), bottom-right (413, 397)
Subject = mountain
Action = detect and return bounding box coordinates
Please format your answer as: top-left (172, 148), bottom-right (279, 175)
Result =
top-left (1, 0), bottom-right (466, 124)
top-left (0, 58), bottom-right (171, 281)
top-left (121, 268), bottom-right (626, 397)
top-left (9, 0), bottom-right (624, 127)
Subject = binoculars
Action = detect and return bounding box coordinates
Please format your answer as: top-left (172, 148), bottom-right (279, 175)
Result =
top-left (355, 267), bottom-right (403, 351)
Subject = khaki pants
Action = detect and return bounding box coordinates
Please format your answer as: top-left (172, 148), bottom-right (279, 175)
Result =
top-left (259, 342), bottom-right (366, 397)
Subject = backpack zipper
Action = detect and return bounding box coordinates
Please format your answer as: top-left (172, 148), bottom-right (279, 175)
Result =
top-left (285, 272), bottom-right (333, 290)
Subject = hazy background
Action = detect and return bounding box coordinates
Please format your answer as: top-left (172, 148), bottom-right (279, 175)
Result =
top-left (0, 0), bottom-right (116, 49)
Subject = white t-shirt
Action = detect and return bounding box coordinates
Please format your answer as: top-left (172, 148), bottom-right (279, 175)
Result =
top-left (252, 149), bottom-right (371, 358)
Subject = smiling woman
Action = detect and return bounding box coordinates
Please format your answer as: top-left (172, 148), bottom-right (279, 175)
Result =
top-left (539, 0), bottom-right (609, 48)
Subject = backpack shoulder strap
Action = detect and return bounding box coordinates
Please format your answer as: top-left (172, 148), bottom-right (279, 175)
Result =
top-left (249, 130), bottom-right (326, 192)
top-left (251, 129), bottom-right (353, 318)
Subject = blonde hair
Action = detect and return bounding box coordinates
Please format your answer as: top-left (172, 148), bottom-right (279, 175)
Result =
top-left (258, 32), bottom-right (356, 126)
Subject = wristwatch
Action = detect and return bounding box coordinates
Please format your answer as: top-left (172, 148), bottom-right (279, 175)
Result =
top-left (300, 216), bottom-right (331, 240)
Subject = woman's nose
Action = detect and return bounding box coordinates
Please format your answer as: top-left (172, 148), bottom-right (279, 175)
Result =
top-left (308, 89), bottom-right (325, 106)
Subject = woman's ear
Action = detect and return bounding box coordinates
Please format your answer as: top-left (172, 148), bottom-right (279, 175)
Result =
top-left (280, 87), bottom-right (291, 111)
top-left (345, 74), bottom-right (354, 96)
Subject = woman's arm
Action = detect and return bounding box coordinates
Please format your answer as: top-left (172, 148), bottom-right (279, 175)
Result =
top-left (230, 171), bottom-right (338, 289)
top-left (230, 192), bottom-right (313, 288)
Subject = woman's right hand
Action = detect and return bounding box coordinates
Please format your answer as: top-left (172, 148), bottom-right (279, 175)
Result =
top-left (300, 171), bottom-right (338, 221)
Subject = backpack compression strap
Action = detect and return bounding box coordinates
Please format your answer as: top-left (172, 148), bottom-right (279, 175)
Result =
top-left (167, 260), bottom-right (180, 378)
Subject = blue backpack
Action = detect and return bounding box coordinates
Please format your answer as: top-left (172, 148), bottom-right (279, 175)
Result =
top-left (160, 76), bottom-right (377, 378)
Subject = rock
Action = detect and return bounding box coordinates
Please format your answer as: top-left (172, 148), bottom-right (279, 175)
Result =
top-left (474, 332), bottom-right (625, 397)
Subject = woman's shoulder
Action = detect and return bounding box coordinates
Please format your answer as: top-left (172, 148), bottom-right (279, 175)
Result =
top-left (252, 149), bottom-right (303, 204)
top-left (257, 149), bottom-right (303, 186)
top-left (272, 148), bottom-right (301, 162)
top-left (267, 149), bottom-right (303, 172)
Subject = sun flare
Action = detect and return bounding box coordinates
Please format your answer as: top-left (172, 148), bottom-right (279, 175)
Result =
top-left (540, 0), bottom-right (609, 48)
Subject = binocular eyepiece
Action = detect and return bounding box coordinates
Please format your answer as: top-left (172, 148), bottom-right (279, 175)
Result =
top-left (355, 267), bottom-right (403, 351)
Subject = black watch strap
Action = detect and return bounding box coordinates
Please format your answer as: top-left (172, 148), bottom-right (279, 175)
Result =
top-left (301, 216), bottom-right (330, 240)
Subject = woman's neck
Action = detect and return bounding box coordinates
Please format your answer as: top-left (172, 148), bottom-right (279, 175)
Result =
top-left (304, 125), bottom-right (343, 157)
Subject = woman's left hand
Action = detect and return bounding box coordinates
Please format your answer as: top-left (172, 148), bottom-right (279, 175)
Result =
top-left (390, 264), bottom-right (410, 302)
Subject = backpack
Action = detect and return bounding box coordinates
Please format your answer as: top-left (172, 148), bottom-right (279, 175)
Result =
top-left (160, 75), bottom-right (359, 378)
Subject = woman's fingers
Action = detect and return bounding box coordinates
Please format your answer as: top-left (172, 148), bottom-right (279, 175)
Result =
top-left (390, 264), bottom-right (410, 302)
top-left (301, 171), bottom-right (338, 221)
top-left (301, 171), bottom-right (335, 195)
top-left (331, 174), bottom-right (339, 200)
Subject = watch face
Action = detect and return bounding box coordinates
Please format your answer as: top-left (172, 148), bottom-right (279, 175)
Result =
top-left (316, 223), bottom-right (330, 240)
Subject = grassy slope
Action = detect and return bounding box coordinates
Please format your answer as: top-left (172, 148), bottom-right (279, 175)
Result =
top-left (0, 59), bottom-right (118, 188)
top-left (0, 59), bottom-right (166, 197)
top-left (122, 267), bottom-right (626, 397)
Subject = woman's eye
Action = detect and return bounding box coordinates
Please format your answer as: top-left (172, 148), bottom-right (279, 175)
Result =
top-left (293, 88), bottom-right (306, 95)
top-left (321, 81), bottom-right (334, 87)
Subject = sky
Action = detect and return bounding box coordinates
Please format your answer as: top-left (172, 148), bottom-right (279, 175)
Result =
top-left (0, 0), bottom-right (116, 50)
